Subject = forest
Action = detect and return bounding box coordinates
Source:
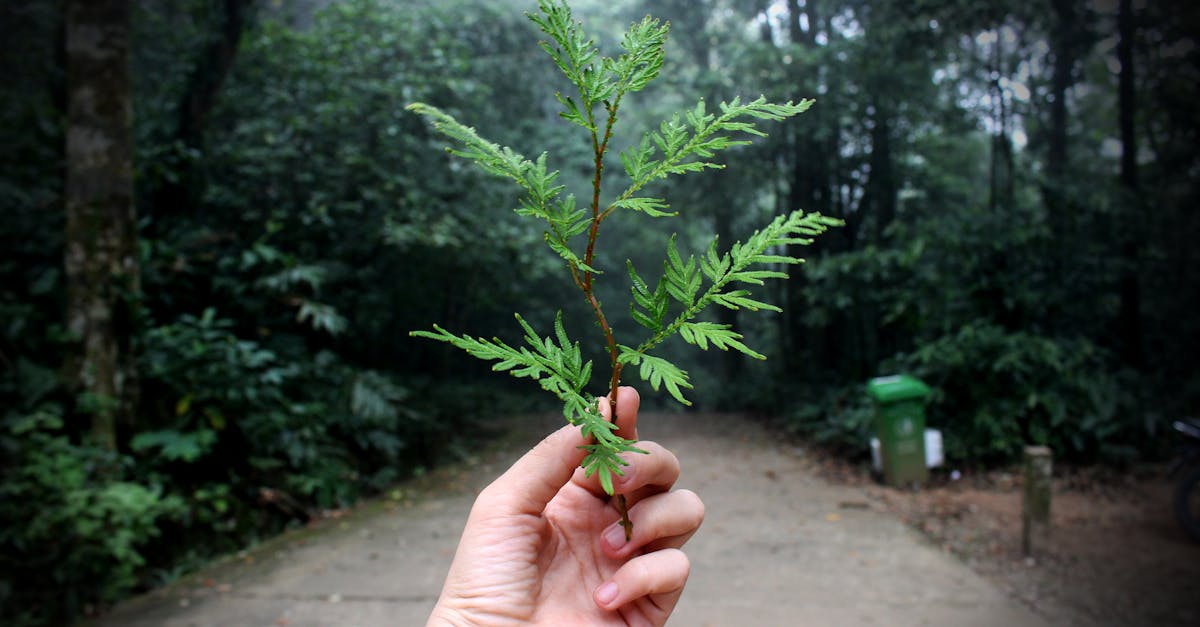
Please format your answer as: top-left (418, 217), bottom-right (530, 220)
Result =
top-left (1, 0), bottom-right (1196, 624)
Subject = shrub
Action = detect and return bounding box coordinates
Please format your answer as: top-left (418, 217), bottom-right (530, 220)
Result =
top-left (0, 410), bottom-right (183, 626)
top-left (900, 321), bottom-right (1144, 466)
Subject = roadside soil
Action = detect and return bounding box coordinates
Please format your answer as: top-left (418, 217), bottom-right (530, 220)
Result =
top-left (90, 412), bottom-right (1049, 627)
top-left (803, 447), bottom-right (1200, 626)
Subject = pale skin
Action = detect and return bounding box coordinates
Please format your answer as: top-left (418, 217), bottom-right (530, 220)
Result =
top-left (427, 387), bottom-right (704, 626)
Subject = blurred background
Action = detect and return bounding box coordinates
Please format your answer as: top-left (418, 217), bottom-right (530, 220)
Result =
top-left (1, 0), bottom-right (1197, 624)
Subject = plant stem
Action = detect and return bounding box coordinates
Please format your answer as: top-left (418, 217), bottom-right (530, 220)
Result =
top-left (578, 98), bottom-right (633, 540)
top-left (584, 100), bottom-right (620, 292)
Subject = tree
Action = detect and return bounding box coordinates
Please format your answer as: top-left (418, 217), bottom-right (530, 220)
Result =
top-left (1115, 0), bottom-right (1143, 368)
top-left (64, 0), bottom-right (137, 450)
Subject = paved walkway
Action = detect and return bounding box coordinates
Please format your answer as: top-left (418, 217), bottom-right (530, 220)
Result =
top-left (90, 413), bottom-right (1049, 626)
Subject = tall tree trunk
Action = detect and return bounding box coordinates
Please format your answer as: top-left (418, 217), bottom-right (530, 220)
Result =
top-left (1046, 0), bottom-right (1074, 182)
top-left (65, 0), bottom-right (137, 450)
top-left (862, 99), bottom-right (896, 373)
top-left (782, 0), bottom-right (841, 378)
top-left (150, 0), bottom-right (250, 219)
top-left (1116, 0), bottom-right (1144, 367)
top-left (868, 104), bottom-right (896, 244)
top-left (180, 0), bottom-right (249, 146)
top-left (1042, 0), bottom-right (1085, 332)
top-left (988, 31), bottom-right (1014, 213)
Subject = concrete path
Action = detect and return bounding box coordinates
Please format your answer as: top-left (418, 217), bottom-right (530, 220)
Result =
top-left (90, 413), bottom-right (1049, 626)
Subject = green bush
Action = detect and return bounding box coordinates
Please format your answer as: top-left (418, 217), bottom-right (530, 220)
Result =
top-left (901, 321), bottom-right (1143, 466)
top-left (139, 309), bottom-right (438, 512)
top-left (786, 384), bottom-right (876, 457)
top-left (786, 322), bottom-right (1146, 467)
top-left (0, 410), bottom-right (183, 626)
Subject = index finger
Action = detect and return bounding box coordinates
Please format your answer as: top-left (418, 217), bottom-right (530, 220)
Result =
top-left (476, 423), bottom-right (588, 517)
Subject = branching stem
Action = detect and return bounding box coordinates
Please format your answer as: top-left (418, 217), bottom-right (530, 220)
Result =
top-left (578, 96), bottom-right (632, 539)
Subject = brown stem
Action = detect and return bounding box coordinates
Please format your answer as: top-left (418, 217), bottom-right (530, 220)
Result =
top-left (584, 101), bottom-right (620, 292)
top-left (607, 359), bottom-right (630, 540)
top-left (577, 99), bottom-right (632, 539)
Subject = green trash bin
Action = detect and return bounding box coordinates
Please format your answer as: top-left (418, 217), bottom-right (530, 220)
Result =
top-left (867, 375), bottom-right (931, 487)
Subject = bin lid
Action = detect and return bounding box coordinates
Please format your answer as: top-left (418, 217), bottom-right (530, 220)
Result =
top-left (866, 374), bottom-right (931, 403)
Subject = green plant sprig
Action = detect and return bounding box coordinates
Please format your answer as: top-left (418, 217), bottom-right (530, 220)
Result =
top-left (409, 0), bottom-right (840, 539)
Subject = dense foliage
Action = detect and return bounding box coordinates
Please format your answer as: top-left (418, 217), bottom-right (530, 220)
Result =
top-left (1, 0), bottom-right (1196, 624)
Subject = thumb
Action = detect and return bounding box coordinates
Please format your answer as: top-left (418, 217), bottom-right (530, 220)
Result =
top-left (479, 424), bottom-right (588, 517)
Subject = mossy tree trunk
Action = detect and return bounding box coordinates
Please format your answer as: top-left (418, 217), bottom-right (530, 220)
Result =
top-left (64, 0), bottom-right (137, 451)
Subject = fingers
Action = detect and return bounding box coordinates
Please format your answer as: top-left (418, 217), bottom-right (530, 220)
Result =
top-left (613, 441), bottom-right (680, 507)
top-left (476, 423), bottom-right (587, 517)
top-left (599, 489), bottom-right (704, 559)
top-left (474, 386), bottom-right (642, 517)
top-left (593, 548), bottom-right (690, 617)
top-left (572, 440), bottom-right (680, 506)
top-left (597, 386), bottom-right (640, 441)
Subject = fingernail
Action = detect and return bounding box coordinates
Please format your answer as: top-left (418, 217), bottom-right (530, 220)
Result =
top-left (603, 523), bottom-right (627, 548)
top-left (595, 581), bottom-right (618, 606)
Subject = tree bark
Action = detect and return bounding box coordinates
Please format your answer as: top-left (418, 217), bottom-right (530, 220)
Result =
top-left (181, 0), bottom-right (250, 145)
top-left (783, 0), bottom-right (839, 377)
top-left (1046, 0), bottom-right (1075, 181)
top-left (151, 0), bottom-right (250, 218)
top-left (1042, 0), bottom-right (1079, 304)
top-left (65, 0), bottom-right (137, 450)
top-left (1116, 0), bottom-right (1144, 367)
top-left (868, 104), bottom-right (896, 244)
top-left (988, 32), bottom-right (1014, 214)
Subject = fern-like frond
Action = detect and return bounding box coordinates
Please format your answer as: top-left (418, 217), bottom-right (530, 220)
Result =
top-left (627, 210), bottom-right (843, 363)
top-left (612, 15), bottom-right (669, 94)
top-left (613, 96), bottom-right (815, 208)
top-left (408, 103), bottom-right (607, 279)
top-left (678, 321), bottom-right (766, 359)
top-left (406, 103), bottom-right (529, 183)
top-left (410, 312), bottom-right (589, 410)
top-left (618, 346), bottom-right (693, 406)
top-left (412, 313), bottom-right (647, 495)
top-left (528, 0), bottom-right (611, 107)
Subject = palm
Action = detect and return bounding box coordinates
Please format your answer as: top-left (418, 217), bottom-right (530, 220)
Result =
top-left (428, 389), bottom-right (699, 627)
top-left (446, 479), bottom-right (657, 625)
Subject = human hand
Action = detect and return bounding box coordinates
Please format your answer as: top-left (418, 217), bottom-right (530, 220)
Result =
top-left (427, 387), bottom-right (703, 626)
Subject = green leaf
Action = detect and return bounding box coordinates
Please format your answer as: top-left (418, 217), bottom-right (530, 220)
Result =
top-left (663, 235), bottom-right (701, 307)
top-left (619, 135), bottom-right (657, 181)
top-left (627, 260), bottom-right (669, 331)
top-left (614, 96), bottom-right (815, 202)
top-left (727, 269), bottom-right (790, 286)
top-left (555, 92), bottom-right (592, 130)
top-left (614, 15), bottom-right (669, 94)
top-left (679, 322), bottom-right (767, 359)
top-left (406, 103), bottom-right (528, 184)
top-left (712, 291), bottom-right (782, 312)
top-left (528, 1), bottom-right (599, 93)
top-left (130, 429), bottom-right (217, 463)
top-left (619, 348), bottom-right (692, 406)
top-left (610, 196), bottom-right (674, 217)
top-left (411, 313), bottom-right (594, 411)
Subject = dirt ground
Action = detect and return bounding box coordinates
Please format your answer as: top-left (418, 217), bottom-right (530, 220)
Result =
top-left (91, 412), bottom-right (1049, 627)
top-left (88, 412), bottom-right (1200, 627)
top-left (803, 449), bottom-right (1200, 627)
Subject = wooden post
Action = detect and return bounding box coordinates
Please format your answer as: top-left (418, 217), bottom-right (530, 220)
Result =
top-left (1022, 446), bottom-right (1052, 556)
